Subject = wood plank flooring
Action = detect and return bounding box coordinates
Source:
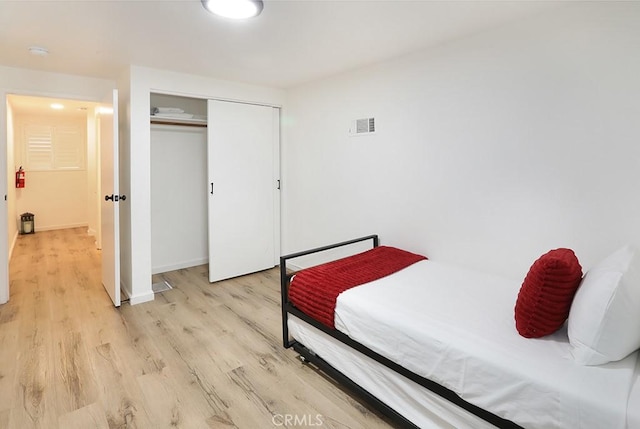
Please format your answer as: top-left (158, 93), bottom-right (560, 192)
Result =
top-left (0, 228), bottom-right (395, 428)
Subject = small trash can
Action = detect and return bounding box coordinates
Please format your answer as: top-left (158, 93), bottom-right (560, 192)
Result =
top-left (20, 212), bottom-right (35, 234)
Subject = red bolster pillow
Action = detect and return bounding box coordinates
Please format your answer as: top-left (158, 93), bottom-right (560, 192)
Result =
top-left (515, 248), bottom-right (583, 338)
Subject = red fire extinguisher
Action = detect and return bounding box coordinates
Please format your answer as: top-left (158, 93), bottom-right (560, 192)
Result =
top-left (16, 166), bottom-right (25, 188)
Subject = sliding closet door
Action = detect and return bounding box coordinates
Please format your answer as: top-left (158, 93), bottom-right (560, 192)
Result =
top-left (207, 100), bottom-right (279, 283)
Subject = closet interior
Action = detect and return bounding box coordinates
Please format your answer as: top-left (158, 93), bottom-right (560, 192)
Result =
top-left (150, 93), bottom-right (208, 277)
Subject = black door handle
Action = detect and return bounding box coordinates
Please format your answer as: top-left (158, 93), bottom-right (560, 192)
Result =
top-left (210, 183), bottom-right (214, 195)
top-left (105, 194), bottom-right (127, 202)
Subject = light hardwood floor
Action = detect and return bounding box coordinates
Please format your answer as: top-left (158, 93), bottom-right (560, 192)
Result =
top-left (0, 228), bottom-right (395, 429)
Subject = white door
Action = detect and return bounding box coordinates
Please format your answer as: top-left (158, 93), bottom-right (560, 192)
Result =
top-left (99, 90), bottom-right (120, 306)
top-left (207, 100), bottom-right (279, 283)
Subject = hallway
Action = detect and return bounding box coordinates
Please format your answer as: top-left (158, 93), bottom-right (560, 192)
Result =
top-left (1, 228), bottom-right (112, 427)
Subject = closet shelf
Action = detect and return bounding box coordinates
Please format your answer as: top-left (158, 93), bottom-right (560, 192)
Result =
top-left (150, 116), bottom-right (207, 127)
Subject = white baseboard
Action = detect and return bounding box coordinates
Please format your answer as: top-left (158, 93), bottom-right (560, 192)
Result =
top-left (9, 230), bottom-right (18, 261)
top-left (152, 257), bottom-right (208, 275)
top-left (129, 291), bottom-right (155, 305)
top-left (35, 222), bottom-right (89, 232)
top-left (119, 280), bottom-right (154, 306)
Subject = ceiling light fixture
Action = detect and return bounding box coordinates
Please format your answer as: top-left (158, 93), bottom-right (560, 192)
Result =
top-left (201, 0), bottom-right (263, 19)
top-left (28, 46), bottom-right (49, 56)
top-left (50, 103), bottom-right (64, 110)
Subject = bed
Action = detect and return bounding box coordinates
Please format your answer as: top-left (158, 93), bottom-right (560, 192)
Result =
top-left (280, 235), bottom-right (640, 429)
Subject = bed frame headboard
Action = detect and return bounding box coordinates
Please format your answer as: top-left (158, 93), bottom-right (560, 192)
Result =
top-left (279, 234), bottom-right (379, 348)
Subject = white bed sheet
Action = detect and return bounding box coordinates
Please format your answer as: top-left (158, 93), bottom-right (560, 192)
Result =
top-left (628, 358), bottom-right (640, 428)
top-left (332, 260), bottom-right (637, 429)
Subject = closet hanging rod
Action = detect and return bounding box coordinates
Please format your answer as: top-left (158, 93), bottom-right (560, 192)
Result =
top-left (150, 118), bottom-right (207, 128)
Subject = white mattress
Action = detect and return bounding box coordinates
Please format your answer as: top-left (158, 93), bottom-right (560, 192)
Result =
top-left (325, 259), bottom-right (638, 429)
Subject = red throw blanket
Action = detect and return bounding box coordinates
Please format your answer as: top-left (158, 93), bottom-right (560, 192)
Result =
top-left (288, 246), bottom-right (427, 329)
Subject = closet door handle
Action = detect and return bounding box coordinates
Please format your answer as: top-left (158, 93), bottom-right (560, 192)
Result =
top-left (210, 183), bottom-right (214, 195)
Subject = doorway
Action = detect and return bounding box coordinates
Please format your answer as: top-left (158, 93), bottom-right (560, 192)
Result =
top-left (5, 94), bottom-right (103, 299)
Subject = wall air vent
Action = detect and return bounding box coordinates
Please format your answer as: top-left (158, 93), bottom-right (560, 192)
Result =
top-left (350, 117), bottom-right (376, 136)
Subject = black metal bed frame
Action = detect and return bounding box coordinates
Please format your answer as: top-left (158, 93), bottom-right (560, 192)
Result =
top-left (280, 234), bottom-right (522, 429)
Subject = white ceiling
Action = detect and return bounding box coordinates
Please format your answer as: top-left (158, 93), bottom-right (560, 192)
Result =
top-left (8, 94), bottom-right (100, 117)
top-left (0, 0), bottom-right (561, 89)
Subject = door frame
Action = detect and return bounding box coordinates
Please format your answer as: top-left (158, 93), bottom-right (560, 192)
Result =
top-left (1, 90), bottom-right (115, 304)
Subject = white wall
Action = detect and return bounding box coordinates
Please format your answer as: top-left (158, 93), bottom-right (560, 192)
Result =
top-left (0, 66), bottom-right (114, 304)
top-left (15, 172), bottom-right (88, 231)
top-left (117, 68), bottom-right (133, 302)
top-left (86, 108), bottom-right (100, 239)
top-left (120, 66), bottom-right (285, 304)
top-left (150, 124), bottom-right (208, 273)
top-left (13, 114), bottom-right (89, 231)
top-left (282, 2), bottom-right (640, 281)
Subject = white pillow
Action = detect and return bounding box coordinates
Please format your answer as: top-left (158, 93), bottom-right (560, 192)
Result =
top-left (568, 245), bottom-right (640, 365)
